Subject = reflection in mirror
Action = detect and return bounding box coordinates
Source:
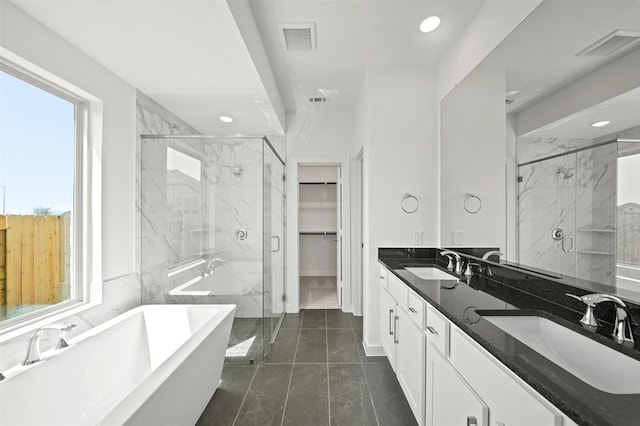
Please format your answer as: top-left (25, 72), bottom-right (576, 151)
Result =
top-left (440, 0), bottom-right (640, 302)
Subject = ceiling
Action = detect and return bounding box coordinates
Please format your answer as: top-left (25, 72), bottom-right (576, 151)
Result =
top-left (525, 86), bottom-right (640, 139)
top-left (8, 0), bottom-right (284, 135)
top-left (249, 0), bottom-right (486, 111)
top-left (481, 0), bottom-right (640, 116)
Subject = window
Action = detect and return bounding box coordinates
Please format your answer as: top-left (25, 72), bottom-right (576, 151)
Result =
top-left (0, 49), bottom-right (101, 333)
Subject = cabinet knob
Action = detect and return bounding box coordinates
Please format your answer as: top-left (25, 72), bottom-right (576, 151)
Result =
top-left (426, 326), bottom-right (438, 335)
top-left (466, 417), bottom-right (477, 426)
top-left (409, 307), bottom-right (418, 314)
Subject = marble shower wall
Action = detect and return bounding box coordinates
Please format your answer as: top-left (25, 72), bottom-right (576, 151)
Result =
top-left (137, 101), bottom-right (266, 316)
top-left (517, 136), bottom-right (618, 286)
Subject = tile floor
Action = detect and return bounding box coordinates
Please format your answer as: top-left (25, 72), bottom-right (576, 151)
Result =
top-left (197, 309), bottom-right (417, 426)
top-left (225, 318), bottom-right (265, 365)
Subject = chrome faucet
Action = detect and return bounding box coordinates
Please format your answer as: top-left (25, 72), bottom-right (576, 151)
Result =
top-left (440, 250), bottom-right (462, 275)
top-left (202, 258), bottom-right (223, 276)
top-left (567, 293), bottom-right (635, 344)
top-left (23, 323), bottom-right (77, 365)
top-left (482, 251), bottom-right (503, 261)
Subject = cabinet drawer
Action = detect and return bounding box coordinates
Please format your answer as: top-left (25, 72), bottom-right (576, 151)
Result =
top-left (388, 273), bottom-right (408, 305)
top-left (407, 289), bottom-right (425, 329)
top-left (379, 265), bottom-right (389, 289)
top-left (425, 304), bottom-right (450, 357)
top-left (450, 327), bottom-right (563, 426)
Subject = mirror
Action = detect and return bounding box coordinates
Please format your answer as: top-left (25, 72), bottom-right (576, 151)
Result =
top-left (440, 0), bottom-right (640, 302)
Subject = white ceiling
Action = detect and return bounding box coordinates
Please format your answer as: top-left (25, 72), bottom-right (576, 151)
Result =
top-left (249, 0), bottom-right (486, 111)
top-left (8, 0), bottom-right (284, 135)
top-left (482, 0), bottom-right (640, 115)
top-left (524, 86), bottom-right (640, 139)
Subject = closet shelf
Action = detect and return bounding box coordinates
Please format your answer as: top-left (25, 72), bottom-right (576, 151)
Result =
top-left (578, 228), bottom-right (616, 233)
top-left (577, 250), bottom-right (614, 256)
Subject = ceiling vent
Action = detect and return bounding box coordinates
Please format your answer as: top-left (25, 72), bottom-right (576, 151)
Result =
top-left (577, 30), bottom-right (640, 57)
top-left (309, 97), bottom-right (327, 103)
top-left (280, 22), bottom-right (317, 52)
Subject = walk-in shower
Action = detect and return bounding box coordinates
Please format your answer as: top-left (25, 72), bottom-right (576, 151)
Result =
top-left (517, 138), bottom-right (640, 290)
top-left (139, 135), bottom-right (285, 364)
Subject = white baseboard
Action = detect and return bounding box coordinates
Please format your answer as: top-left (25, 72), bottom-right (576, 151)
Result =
top-left (362, 338), bottom-right (385, 357)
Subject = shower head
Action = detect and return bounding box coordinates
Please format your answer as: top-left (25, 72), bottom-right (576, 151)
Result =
top-left (556, 167), bottom-right (574, 179)
top-left (232, 165), bottom-right (244, 177)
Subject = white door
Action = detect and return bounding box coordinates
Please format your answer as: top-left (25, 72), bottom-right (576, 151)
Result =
top-left (396, 307), bottom-right (426, 425)
top-left (380, 286), bottom-right (397, 367)
top-left (427, 342), bottom-right (488, 426)
top-left (336, 166), bottom-right (343, 307)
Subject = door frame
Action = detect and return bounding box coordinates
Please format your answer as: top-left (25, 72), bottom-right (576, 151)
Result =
top-left (286, 156), bottom-right (351, 313)
top-left (352, 149), bottom-right (364, 316)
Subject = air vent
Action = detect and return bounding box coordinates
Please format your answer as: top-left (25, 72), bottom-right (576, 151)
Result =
top-left (280, 22), bottom-right (317, 52)
top-left (577, 30), bottom-right (640, 57)
top-left (309, 97), bottom-right (327, 103)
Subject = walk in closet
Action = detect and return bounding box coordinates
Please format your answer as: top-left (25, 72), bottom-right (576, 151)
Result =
top-left (298, 165), bottom-right (342, 309)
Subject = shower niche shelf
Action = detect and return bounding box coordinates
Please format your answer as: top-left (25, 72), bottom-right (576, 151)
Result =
top-left (577, 250), bottom-right (615, 256)
top-left (578, 228), bottom-right (616, 233)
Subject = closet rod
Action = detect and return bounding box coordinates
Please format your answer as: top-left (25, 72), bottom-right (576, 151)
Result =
top-left (299, 231), bottom-right (337, 236)
top-left (298, 182), bottom-right (337, 185)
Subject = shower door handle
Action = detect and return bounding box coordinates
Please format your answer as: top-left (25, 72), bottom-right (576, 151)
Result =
top-left (269, 236), bottom-right (281, 253)
top-left (562, 235), bottom-right (574, 252)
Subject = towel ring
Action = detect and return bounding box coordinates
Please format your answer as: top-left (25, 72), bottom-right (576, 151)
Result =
top-left (401, 193), bottom-right (419, 214)
top-left (464, 193), bottom-right (482, 214)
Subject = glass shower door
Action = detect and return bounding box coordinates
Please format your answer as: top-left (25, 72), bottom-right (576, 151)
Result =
top-left (518, 154), bottom-right (577, 277)
top-left (263, 140), bottom-right (286, 346)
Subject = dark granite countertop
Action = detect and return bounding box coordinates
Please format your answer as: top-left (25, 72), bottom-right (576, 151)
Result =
top-left (378, 248), bottom-right (640, 426)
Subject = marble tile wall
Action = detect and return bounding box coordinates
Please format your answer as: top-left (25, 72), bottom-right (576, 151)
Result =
top-left (517, 135), bottom-right (619, 286)
top-left (137, 94), bottom-right (268, 316)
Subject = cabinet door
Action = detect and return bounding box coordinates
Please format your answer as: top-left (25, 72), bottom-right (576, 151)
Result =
top-left (427, 342), bottom-right (488, 426)
top-left (380, 286), bottom-right (397, 367)
top-left (396, 307), bottom-right (425, 425)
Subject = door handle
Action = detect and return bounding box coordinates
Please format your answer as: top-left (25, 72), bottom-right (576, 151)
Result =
top-left (426, 326), bottom-right (438, 335)
top-left (562, 235), bottom-right (574, 252)
top-left (389, 309), bottom-right (394, 335)
top-left (408, 307), bottom-right (418, 314)
top-left (269, 236), bottom-right (281, 252)
top-left (393, 316), bottom-right (399, 344)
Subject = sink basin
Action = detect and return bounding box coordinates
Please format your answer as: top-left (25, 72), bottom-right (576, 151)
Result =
top-left (486, 315), bottom-right (640, 394)
top-left (405, 267), bottom-right (457, 281)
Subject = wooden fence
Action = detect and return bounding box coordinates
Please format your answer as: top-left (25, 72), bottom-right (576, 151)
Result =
top-left (0, 215), bottom-right (70, 319)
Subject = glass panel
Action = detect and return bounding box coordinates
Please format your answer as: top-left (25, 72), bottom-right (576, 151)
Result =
top-left (575, 144), bottom-right (617, 285)
top-left (518, 154), bottom-right (577, 276)
top-left (0, 69), bottom-right (76, 321)
top-left (616, 142), bottom-right (640, 292)
top-left (140, 136), bottom-right (265, 364)
top-left (262, 141), bottom-right (286, 347)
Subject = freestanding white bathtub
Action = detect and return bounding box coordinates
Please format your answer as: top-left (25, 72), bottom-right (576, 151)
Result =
top-left (0, 304), bottom-right (235, 426)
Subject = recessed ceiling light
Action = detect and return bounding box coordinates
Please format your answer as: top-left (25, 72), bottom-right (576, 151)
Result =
top-left (419, 16), bottom-right (441, 33)
top-left (591, 120), bottom-right (611, 128)
top-left (219, 115), bottom-right (234, 123)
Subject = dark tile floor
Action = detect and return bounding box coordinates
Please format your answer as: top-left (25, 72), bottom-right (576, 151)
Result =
top-left (225, 318), bottom-right (265, 364)
top-left (197, 309), bottom-right (417, 426)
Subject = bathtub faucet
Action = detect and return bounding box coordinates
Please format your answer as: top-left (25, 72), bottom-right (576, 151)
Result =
top-left (23, 323), bottom-right (77, 365)
top-left (204, 258), bottom-right (224, 275)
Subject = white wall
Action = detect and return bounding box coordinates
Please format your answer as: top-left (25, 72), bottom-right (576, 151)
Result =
top-left (440, 65), bottom-right (506, 251)
top-left (356, 65), bottom-right (439, 354)
top-left (437, 0), bottom-right (543, 101)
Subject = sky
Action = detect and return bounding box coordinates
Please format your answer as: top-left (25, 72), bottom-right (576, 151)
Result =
top-left (0, 69), bottom-right (74, 215)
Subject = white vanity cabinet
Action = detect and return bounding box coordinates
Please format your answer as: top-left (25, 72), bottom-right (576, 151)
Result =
top-left (378, 268), bottom-right (425, 425)
top-left (378, 264), bottom-right (579, 426)
top-left (426, 341), bottom-right (488, 426)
